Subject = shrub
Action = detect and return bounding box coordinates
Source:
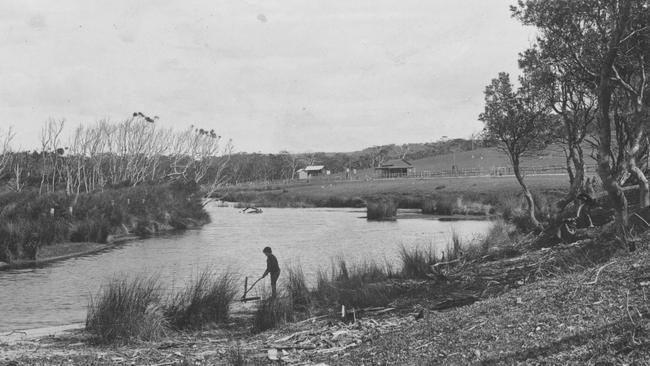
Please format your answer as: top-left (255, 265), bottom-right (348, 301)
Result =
top-left (86, 274), bottom-right (168, 343)
top-left (165, 268), bottom-right (237, 329)
top-left (366, 198), bottom-right (397, 220)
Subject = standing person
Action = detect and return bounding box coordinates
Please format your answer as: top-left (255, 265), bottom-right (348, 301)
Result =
top-left (261, 246), bottom-right (280, 298)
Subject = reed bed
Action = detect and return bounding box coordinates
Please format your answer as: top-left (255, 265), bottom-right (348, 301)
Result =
top-left (86, 274), bottom-right (168, 344)
top-left (87, 269), bottom-right (236, 343)
top-left (165, 268), bottom-right (237, 330)
top-left (366, 198), bottom-right (397, 220)
top-left (252, 295), bottom-right (295, 333)
top-left (399, 244), bottom-right (438, 279)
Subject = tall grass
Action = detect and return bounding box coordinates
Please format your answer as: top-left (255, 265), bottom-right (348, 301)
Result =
top-left (421, 196), bottom-right (456, 215)
top-left (399, 244), bottom-right (438, 279)
top-left (87, 268), bottom-right (238, 343)
top-left (252, 296), bottom-right (295, 332)
top-left (312, 258), bottom-right (397, 308)
top-left (86, 274), bottom-right (168, 344)
top-left (165, 268), bottom-right (237, 329)
top-left (285, 264), bottom-right (311, 313)
top-left (366, 198), bottom-right (397, 220)
top-left (465, 219), bottom-right (520, 260)
top-left (422, 195), bottom-right (493, 216)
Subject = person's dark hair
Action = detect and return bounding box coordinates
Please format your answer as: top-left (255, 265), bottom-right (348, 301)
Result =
top-left (263, 246), bottom-right (272, 254)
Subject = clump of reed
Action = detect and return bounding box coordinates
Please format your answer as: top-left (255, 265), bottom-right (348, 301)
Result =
top-left (422, 196), bottom-right (493, 216)
top-left (285, 264), bottom-right (311, 313)
top-left (87, 268), bottom-right (238, 343)
top-left (421, 196), bottom-right (456, 215)
top-left (165, 268), bottom-right (237, 330)
top-left (252, 295), bottom-right (295, 332)
top-left (312, 258), bottom-right (397, 308)
top-left (399, 244), bottom-right (438, 279)
top-left (86, 274), bottom-right (168, 344)
top-left (366, 198), bottom-right (397, 220)
top-left (465, 219), bottom-right (520, 260)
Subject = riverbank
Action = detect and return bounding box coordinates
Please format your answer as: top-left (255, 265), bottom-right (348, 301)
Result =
top-left (0, 182), bottom-right (209, 264)
top-left (3, 223), bottom-right (647, 365)
top-left (0, 218), bottom-right (207, 271)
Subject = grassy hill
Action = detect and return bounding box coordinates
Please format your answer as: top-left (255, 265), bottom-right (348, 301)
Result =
top-left (346, 144), bottom-right (597, 178)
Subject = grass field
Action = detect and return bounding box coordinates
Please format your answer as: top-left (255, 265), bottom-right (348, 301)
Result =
top-left (219, 174), bottom-right (573, 211)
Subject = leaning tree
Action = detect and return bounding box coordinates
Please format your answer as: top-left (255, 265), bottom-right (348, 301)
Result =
top-left (480, 72), bottom-right (553, 229)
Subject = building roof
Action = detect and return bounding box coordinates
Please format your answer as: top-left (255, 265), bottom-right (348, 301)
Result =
top-left (377, 159), bottom-right (413, 169)
top-left (304, 165), bottom-right (325, 171)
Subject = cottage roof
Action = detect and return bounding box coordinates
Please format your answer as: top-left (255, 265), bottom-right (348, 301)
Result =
top-left (377, 159), bottom-right (412, 169)
top-left (304, 165), bottom-right (325, 171)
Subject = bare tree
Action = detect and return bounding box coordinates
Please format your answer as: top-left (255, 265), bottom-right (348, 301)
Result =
top-left (39, 119), bottom-right (65, 195)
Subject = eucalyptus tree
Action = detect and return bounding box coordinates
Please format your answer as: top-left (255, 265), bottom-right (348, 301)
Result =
top-left (513, 0), bottom-right (650, 227)
top-left (519, 47), bottom-right (598, 209)
top-left (480, 72), bottom-right (553, 229)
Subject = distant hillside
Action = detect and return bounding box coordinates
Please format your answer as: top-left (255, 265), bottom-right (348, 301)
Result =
top-left (225, 140), bottom-right (598, 184)
top-left (409, 144), bottom-right (597, 173)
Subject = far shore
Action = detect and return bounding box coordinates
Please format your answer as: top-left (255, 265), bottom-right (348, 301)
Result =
top-left (0, 221), bottom-right (207, 271)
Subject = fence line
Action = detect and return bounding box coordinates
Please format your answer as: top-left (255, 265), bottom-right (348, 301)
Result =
top-left (222, 165), bottom-right (600, 186)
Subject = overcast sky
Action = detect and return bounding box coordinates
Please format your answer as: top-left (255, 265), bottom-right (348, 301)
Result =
top-left (0, 0), bottom-right (535, 153)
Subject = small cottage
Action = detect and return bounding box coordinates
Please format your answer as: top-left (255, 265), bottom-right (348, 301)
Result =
top-left (375, 159), bottom-right (413, 178)
top-left (297, 165), bottom-right (325, 179)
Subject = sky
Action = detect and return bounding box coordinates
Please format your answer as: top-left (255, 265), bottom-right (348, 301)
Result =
top-left (0, 0), bottom-right (535, 154)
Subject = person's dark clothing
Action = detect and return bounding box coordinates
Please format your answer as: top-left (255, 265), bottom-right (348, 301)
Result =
top-left (263, 253), bottom-right (280, 298)
top-left (265, 254), bottom-right (280, 275)
top-left (270, 270), bottom-right (280, 298)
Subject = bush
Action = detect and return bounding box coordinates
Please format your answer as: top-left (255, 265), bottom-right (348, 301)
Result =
top-left (86, 274), bottom-right (168, 343)
top-left (165, 268), bottom-right (237, 329)
top-left (366, 198), bottom-right (397, 220)
top-left (0, 183), bottom-right (209, 261)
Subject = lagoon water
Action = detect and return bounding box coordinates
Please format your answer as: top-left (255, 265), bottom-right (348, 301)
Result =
top-left (0, 203), bottom-right (492, 332)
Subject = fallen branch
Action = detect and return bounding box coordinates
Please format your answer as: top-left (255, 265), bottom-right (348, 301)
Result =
top-left (466, 320), bottom-right (487, 332)
top-left (432, 259), bottom-right (461, 268)
top-left (632, 213), bottom-right (650, 229)
top-left (583, 261), bottom-right (616, 285)
top-left (296, 314), bottom-right (329, 324)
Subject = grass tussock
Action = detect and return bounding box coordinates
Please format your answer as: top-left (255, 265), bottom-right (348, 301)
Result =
top-left (441, 228), bottom-right (464, 262)
top-left (399, 244), bottom-right (438, 279)
top-left (285, 264), bottom-right (311, 313)
top-left (252, 296), bottom-right (295, 333)
top-left (312, 258), bottom-right (398, 308)
top-left (165, 268), bottom-right (237, 330)
top-left (87, 269), bottom-right (238, 343)
top-left (86, 274), bottom-right (168, 344)
top-left (366, 198), bottom-right (397, 220)
top-left (422, 195), bottom-right (493, 216)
